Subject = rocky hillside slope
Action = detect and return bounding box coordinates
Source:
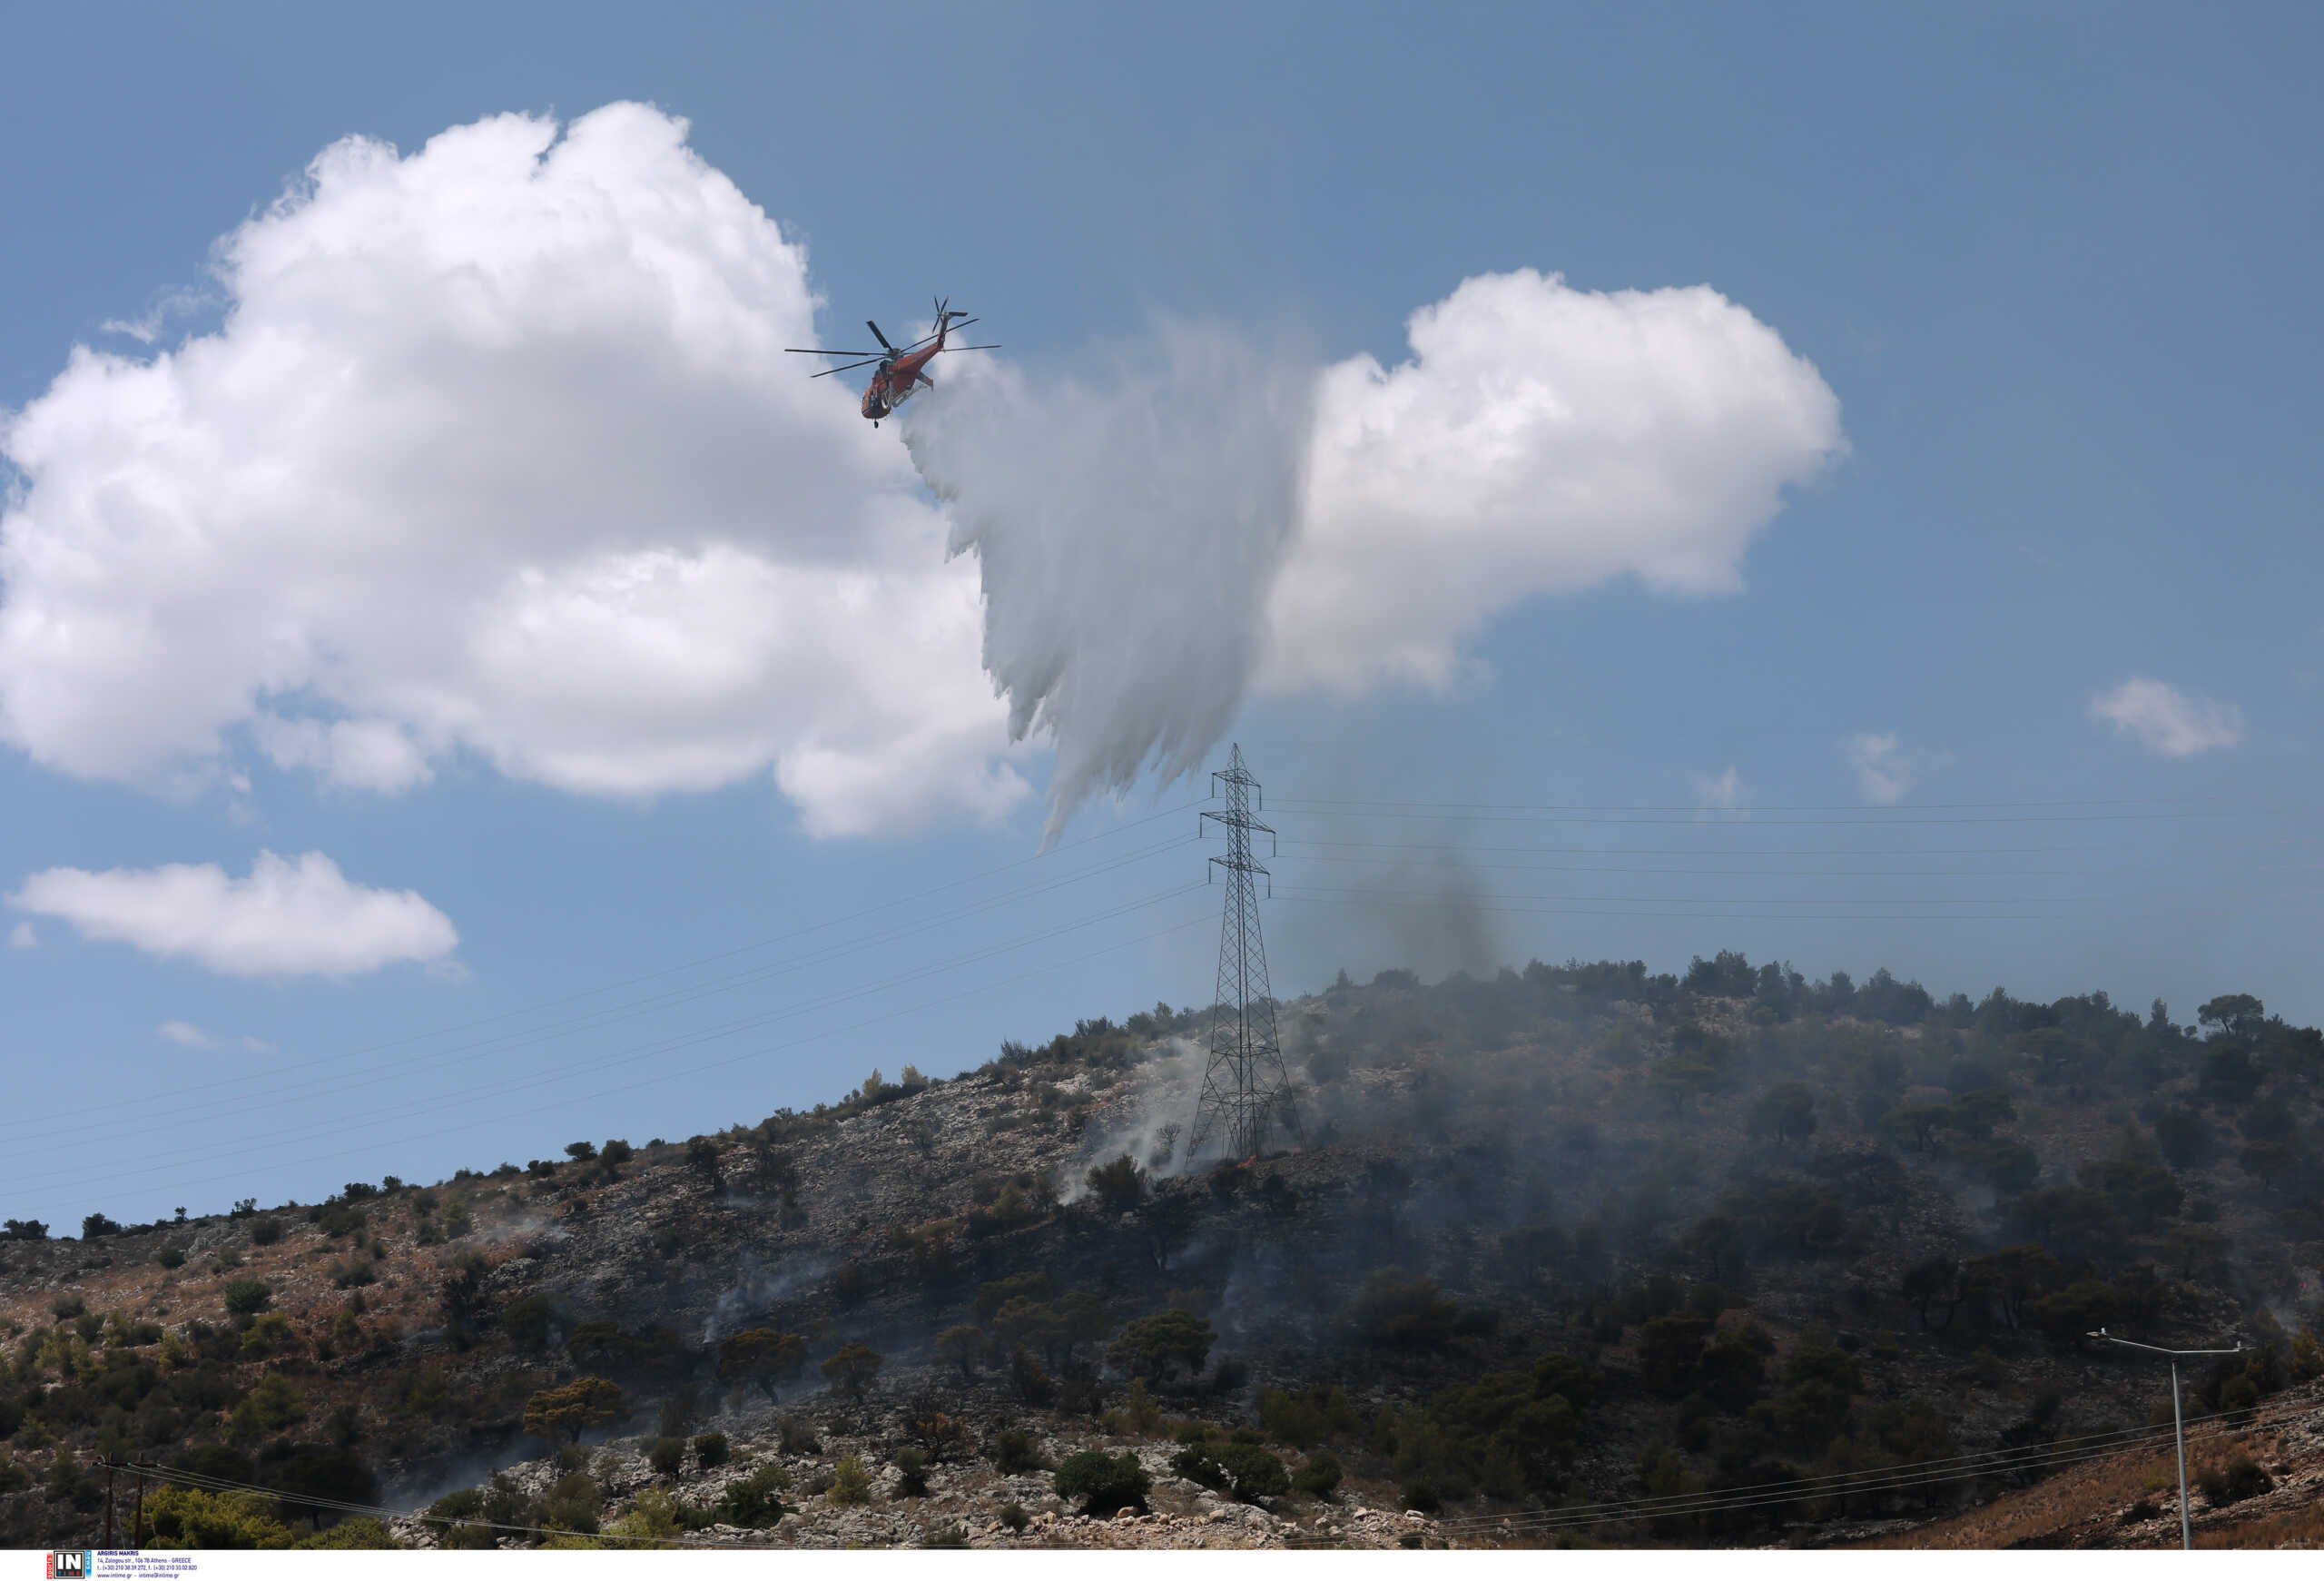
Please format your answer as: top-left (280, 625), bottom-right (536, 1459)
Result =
top-left (2, 956), bottom-right (2319, 1547)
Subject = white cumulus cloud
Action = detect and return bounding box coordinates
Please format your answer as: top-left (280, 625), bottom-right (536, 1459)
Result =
top-left (1846, 732), bottom-right (1950, 805)
top-left (4, 106), bottom-right (1841, 842)
top-left (1693, 766), bottom-right (1745, 809)
top-left (8, 850), bottom-right (458, 977)
top-left (911, 272), bottom-right (1841, 829)
top-left (157, 1020), bottom-right (218, 1049)
top-left (1264, 269), bottom-right (1844, 694)
top-left (8, 920), bottom-right (36, 949)
top-left (2091, 677), bottom-right (2242, 757)
top-left (0, 104), bottom-right (1021, 837)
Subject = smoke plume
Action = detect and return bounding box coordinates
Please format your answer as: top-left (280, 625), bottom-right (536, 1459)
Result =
top-left (904, 331), bottom-right (1314, 842)
top-left (911, 272), bottom-right (1842, 838)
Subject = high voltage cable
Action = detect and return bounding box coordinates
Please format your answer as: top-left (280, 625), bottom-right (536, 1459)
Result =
top-left (1277, 838), bottom-right (2157, 858)
top-left (3, 830), bottom-right (1202, 1146)
top-left (3, 898), bottom-right (1221, 1214)
top-left (1269, 889), bottom-right (2268, 924)
top-left (1277, 854), bottom-right (2111, 878)
top-left (1269, 794), bottom-right (2290, 814)
top-left (103, 1460), bottom-right (694, 1548)
top-left (1414, 1393), bottom-right (2315, 1532)
top-left (1274, 881), bottom-right (2124, 907)
top-left (114, 1391), bottom-right (2315, 1551)
top-left (25, 797), bottom-right (1207, 1128)
top-left (1420, 1398), bottom-right (2282, 1529)
top-left (0, 881), bottom-right (1214, 1202)
top-left (1268, 845), bottom-right (2320, 880)
top-left (1286, 1396), bottom-right (2316, 1546)
top-left (1271, 808), bottom-right (2284, 827)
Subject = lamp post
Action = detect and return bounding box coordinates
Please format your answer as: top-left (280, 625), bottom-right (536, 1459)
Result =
top-left (2087, 1329), bottom-right (2243, 1550)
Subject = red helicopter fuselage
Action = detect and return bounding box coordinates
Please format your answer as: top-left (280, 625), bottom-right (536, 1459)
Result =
top-left (786, 299), bottom-right (996, 426)
top-left (861, 326), bottom-right (951, 421)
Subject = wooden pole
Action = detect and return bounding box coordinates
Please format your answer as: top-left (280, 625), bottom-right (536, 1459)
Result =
top-left (103, 1461), bottom-right (115, 1548)
top-left (133, 1465), bottom-right (147, 1550)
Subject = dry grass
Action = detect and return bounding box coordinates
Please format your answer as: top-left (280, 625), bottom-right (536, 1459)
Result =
top-left (1850, 1423), bottom-right (2308, 1550)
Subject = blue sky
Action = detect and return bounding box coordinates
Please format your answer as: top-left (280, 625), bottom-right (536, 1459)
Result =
top-left (2, 2), bottom-right (2319, 1229)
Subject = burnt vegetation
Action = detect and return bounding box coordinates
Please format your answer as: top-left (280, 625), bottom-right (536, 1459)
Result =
top-left (1, 955), bottom-right (2320, 1547)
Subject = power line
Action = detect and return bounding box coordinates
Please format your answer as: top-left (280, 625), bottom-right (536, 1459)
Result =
top-left (1287, 1393), bottom-right (2318, 1546)
top-left (1272, 807), bottom-right (2289, 827)
top-left (1281, 839), bottom-right (2159, 857)
top-left (5, 899), bottom-right (1219, 1216)
top-left (13, 798), bottom-right (1206, 1132)
top-left (1270, 794), bottom-right (2299, 814)
top-left (0, 878), bottom-right (1217, 1200)
top-left (4, 829), bottom-right (1202, 1148)
top-left (1269, 888), bottom-right (2285, 924)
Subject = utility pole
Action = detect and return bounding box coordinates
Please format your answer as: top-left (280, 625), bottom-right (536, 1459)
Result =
top-left (1187, 745), bottom-right (1302, 1161)
top-left (133, 1462), bottom-right (148, 1550)
top-left (103, 1459), bottom-right (115, 1548)
top-left (2088, 1329), bottom-right (2244, 1550)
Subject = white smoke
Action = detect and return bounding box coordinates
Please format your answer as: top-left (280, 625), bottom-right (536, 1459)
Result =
top-left (911, 272), bottom-right (1844, 835)
top-left (904, 332), bottom-right (1314, 842)
top-left (1, 98), bottom-right (1843, 846)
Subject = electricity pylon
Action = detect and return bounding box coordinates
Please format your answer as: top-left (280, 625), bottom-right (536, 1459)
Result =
top-left (1187, 745), bottom-right (1302, 1161)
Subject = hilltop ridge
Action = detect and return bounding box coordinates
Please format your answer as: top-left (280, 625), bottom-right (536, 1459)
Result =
top-left (2, 954), bottom-right (2319, 1548)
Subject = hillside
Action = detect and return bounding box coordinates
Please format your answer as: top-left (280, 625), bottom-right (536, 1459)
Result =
top-left (2, 954), bottom-right (2319, 1549)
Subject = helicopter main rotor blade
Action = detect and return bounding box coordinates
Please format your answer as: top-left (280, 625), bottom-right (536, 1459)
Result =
top-left (785, 348), bottom-right (883, 356)
top-left (866, 320), bottom-right (897, 351)
top-left (898, 318), bottom-right (977, 351)
top-left (809, 357), bottom-right (884, 378)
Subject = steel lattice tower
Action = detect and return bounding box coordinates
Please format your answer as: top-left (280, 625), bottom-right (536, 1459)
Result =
top-left (1187, 744), bottom-right (1302, 1161)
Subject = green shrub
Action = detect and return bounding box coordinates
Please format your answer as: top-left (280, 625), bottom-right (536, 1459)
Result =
top-left (828, 1455), bottom-right (873, 1506)
top-left (2197, 1456), bottom-right (2272, 1507)
top-left (222, 1279), bottom-right (272, 1316)
top-left (921, 1525), bottom-right (970, 1547)
top-left (428, 1487), bottom-right (486, 1521)
top-left (692, 1431), bottom-right (729, 1468)
top-left (999, 1501), bottom-right (1030, 1532)
top-left (894, 1447), bottom-right (931, 1497)
top-left (1087, 1156), bottom-right (1146, 1213)
top-left (52, 1293), bottom-right (86, 1320)
top-left (1260, 1384), bottom-right (1359, 1448)
top-left (1053, 1449), bottom-right (1149, 1515)
top-left (1106, 1309), bottom-right (1215, 1381)
top-left (500, 1292), bottom-right (559, 1352)
top-left (538, 1472), bottom-right (600, 1536)
top-left (1171, 1442), bottom-right (1289, 1502)
top-left (991, 1427), bottom-right (1046, 1474)
top-left (295, 1517), bottom-right (398, 1549)
top-left (154, 1247), bottom-right (186, 1270)
top-left (648, 1437), bottom-right (684, 1477)
top-left (250, 1218), bottom-right (283, 1246)
top-left (713, 1464), bottom-right (792, 1527)
top-left (1293, 1448), bottom-right (1344, 1500)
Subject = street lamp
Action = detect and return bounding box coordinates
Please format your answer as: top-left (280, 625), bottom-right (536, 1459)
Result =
top-left (2087, 1329), bottom-right (2244, 1550)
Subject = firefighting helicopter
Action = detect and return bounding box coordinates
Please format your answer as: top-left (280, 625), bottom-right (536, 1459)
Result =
top-left (784, 297), bottom-right (999, 426)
